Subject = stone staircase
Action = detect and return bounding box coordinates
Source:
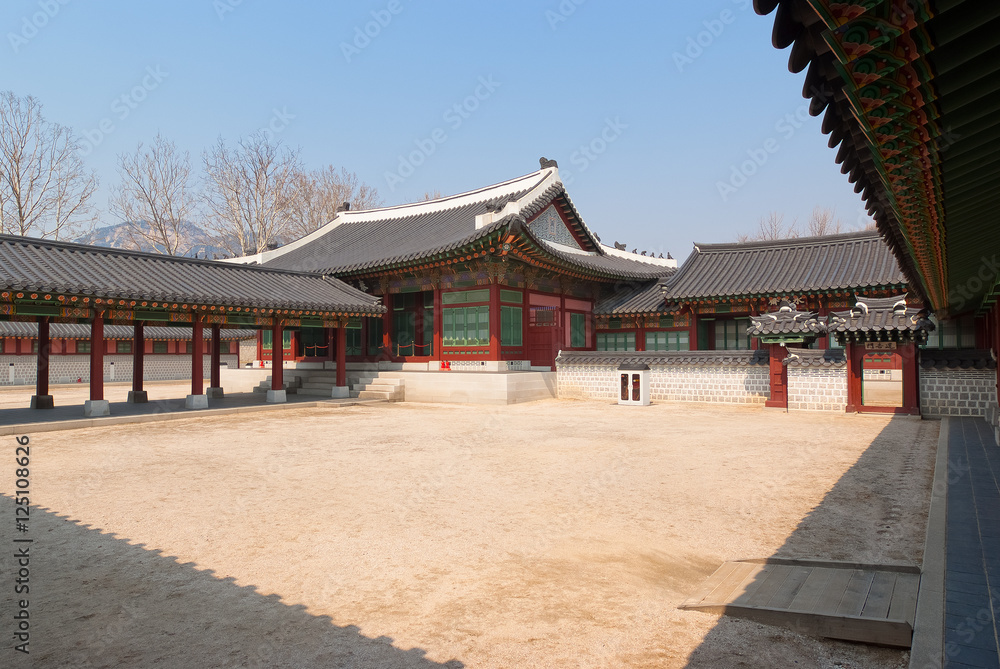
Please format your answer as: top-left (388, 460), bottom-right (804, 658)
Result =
top-left (350, 373), bottom-right (405, 401)
top-left (251, 375), bottom-right (301, 394)
top-left (297, 373), bottom-right (342, 397)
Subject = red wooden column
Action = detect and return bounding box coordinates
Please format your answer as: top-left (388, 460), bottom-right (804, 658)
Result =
top-left (31, 317), bottom-right (53, 409)
top-left (208, 325), bottom-right (223, 398)
top-left (432, 286), bottom-right (443, 363)
top-left (128, 321), bottom-right (147, 403)
top-left (382, 292), bottom-right (393, 359)
top-left (636, 317), bottom-right (646, 352)
top-left (688, 308), bottom-right (699, 351)
top-left (335, 321), bottom-right (347, 395)
top-left (845, 342), bottom-right (863, 413)
top-left (489, 282), bottom-right (501, 360)
top-left (267, 319), bottom-right (286, 402)
top-left (84, 311), bottom-right (110, 416)
top-left (186, 317), bottom-right (208, 408)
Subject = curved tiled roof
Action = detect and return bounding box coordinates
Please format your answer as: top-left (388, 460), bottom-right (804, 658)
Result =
top-left (254, 165), bottom-right (675, 281)
top-left (662, 231), bottom-right (906, 301)
top-left (748, 305), bottom-right (827, 338)
top-left (594, 279), bottom-right (673, 315)
top-left (828, 295), bottom-right (934, 341)
top-left (0, 322), bottom-right (255, 340)
top-left (783, 349), bottom-right (847, 369)
top-left (0, 234), bottom-right (384, 315)
top-left (919, 349), bottom-right (997, 371)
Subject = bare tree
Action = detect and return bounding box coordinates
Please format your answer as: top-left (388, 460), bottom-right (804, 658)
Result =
top-left (202, 133), bottom-right (302, 256)
top-left (420, 190), bottom-right (443, 201)
top-left (0, 91), bottom-right (98, 239)
top-left (285, 165), bottom-right (381, 239)
top-left (806, 206), bottom-right (845, 236)
top-left (738, 211), bottom-right (799, 242)
top-left (111, 134), bottom-right (199, 255)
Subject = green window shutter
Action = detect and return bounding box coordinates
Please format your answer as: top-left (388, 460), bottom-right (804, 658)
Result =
top-left (502, 306), bottom-right (522, 346)
top-left (478, 306), bottom-right (489, 345)
top-left (262, 330), bottom-right (272, 350)
top-left (570, 313), bottom-right (586, 348)
top-left (500, 289), bottom-right (523, 304)
top-left (152, 341), bottom-right (167, 354)
top-left (282, 332), bottom-right (292, 349)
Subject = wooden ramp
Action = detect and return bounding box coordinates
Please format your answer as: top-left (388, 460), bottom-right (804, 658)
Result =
top-left (680, 558), bottom-right (920, 648)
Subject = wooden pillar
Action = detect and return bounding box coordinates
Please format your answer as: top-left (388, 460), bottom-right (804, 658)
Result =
top-left (31, 317), bottom-right (53, 409)
top-left (845, 341), bottom-right (862, 413)
top-left (636, 317), bottom-right (646, 352)
top-left (90, 313), bottom-right (104, 401)
top-left (208, 325), bottom-right (223, 398)
top-left (336, 323), bottom-right (347, 388)
top-left (489, 282), bottom-right (501, 360)
top-left (271, 320), bottom-right (284, 390)
top-left (382, 292), bottom-right (393, 358)
top-left (128, 321), bottom-right (147, 403)
top-left (688, 308), bottom-right (699, 351)
top-left (191, 318), bottom-right (204, 396)
top-left (83, 311), bottom-right (110, 416)
top-left (432, 286), bottom-right (443, 361)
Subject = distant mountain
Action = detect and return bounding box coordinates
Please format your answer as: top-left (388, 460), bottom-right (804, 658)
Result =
top-left (75, 221), bottom-right (233, 259)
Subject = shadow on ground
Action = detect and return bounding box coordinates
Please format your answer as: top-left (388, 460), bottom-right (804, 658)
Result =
top-left (682, 415), bottom-right (940, 668)
top-left (0, 495), bottom-right (463, 669)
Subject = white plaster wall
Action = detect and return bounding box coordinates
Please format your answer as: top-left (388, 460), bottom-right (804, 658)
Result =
top-left (0, 354), bottom-right (238, 386)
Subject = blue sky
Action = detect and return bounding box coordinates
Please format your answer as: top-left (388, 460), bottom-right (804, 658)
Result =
top-left (0, 0), bottom-right (871, 262)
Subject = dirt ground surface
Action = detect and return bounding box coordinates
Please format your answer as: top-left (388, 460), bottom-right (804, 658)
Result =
top-left (1, 399), bottom-right (938, 668)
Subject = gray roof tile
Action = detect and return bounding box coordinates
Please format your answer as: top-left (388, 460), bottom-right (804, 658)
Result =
top-left (663, 231), bottom-right (906, 301)
top-left (556, 350), bottom-right (769, 367)
top-left (828, 295), bottom-right (934, 336)
top-left (0, 234), bottom-right (383, 314)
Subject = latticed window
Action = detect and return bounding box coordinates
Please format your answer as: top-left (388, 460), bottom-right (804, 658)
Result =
top-left (152, 341), bottom-right (168, 354)
top-left (923, 315), bottom-right (976, 349)
top-left (596, 332), bottom-right (635, 351)
top-left (714, 319), bottom-right (751, 350)
top-left (117, 340), bottom-right (133, 354)
top-left (443, 306), bottom-right (489, 346)
top-left (76, 339), bottom-right (92, 354)
top-left (645, 331), bottom-right (689, 351)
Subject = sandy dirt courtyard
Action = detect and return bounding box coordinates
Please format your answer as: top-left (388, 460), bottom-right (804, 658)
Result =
top-left (1, 399), bottom-right (938, 668)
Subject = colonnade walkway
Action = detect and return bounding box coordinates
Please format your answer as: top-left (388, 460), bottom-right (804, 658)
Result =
top-left (0, 380), bottom-right (374, 435)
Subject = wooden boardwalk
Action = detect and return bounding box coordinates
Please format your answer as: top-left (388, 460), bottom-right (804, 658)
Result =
top-left (680, 558), bottom-right (921, 648)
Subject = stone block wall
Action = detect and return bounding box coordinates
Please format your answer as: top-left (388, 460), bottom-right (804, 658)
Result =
top-left (556, 351), bottom-right (769, 405)
top-left (787, 366), bottom-right (848, 412)
top-left (0, 354), bottom-right (239, 386)
top-left (920, 368), bottom-right (998, 418)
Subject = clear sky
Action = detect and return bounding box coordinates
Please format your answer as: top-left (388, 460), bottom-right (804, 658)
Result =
top-left (0, 0), bottom-right (872, 263)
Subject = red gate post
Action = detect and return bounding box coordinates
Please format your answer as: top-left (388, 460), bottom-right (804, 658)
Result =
top-left (765, 343), bottom-right (789, 409)
top-left (267, 319), bottom-right (286, 403)
top-left (128, 321), bottom-right (148, 403)
top-left (186, 317), bottom-right (208, 409)
top-left (208, 325), bottom-right (224, 399)
top-left (84, 311), bottom-right (110, 416)
top-left (30, 317), bottom-right (54, 409)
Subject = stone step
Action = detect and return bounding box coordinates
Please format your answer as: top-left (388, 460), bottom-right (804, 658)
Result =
top-left (297, 388), bottom-right (338, 397)
top-left (301, 381), bottom-right (336, 390)
top-left (358, 389), bottom-right (402, 401)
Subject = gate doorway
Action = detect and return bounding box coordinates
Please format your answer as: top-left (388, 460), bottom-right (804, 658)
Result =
top-left (528, 305), bottom-right (560, 369)
top-left (862, 349), bottom-right (903, 407)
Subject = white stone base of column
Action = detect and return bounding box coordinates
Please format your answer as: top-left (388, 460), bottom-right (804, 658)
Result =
top-left (83, 399), bottom-right (110, 417)
top-left (185, 394), bottom-right (209, 409)
top-left (30, 395), bottom-right (54, 410)
top-left (266, 389), bottom-right (287, 404)
top-left (127, 390), bottom-right (148, 403)
top-left (331, 386), bottom-right (349, 399)
top-left (207, 387), bottom-right (225, 399)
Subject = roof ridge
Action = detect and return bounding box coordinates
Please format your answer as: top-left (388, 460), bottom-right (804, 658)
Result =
top-left (0, 233), bottom-right (331, 279)
top-left (692, 230), bottom-right (882, 252)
